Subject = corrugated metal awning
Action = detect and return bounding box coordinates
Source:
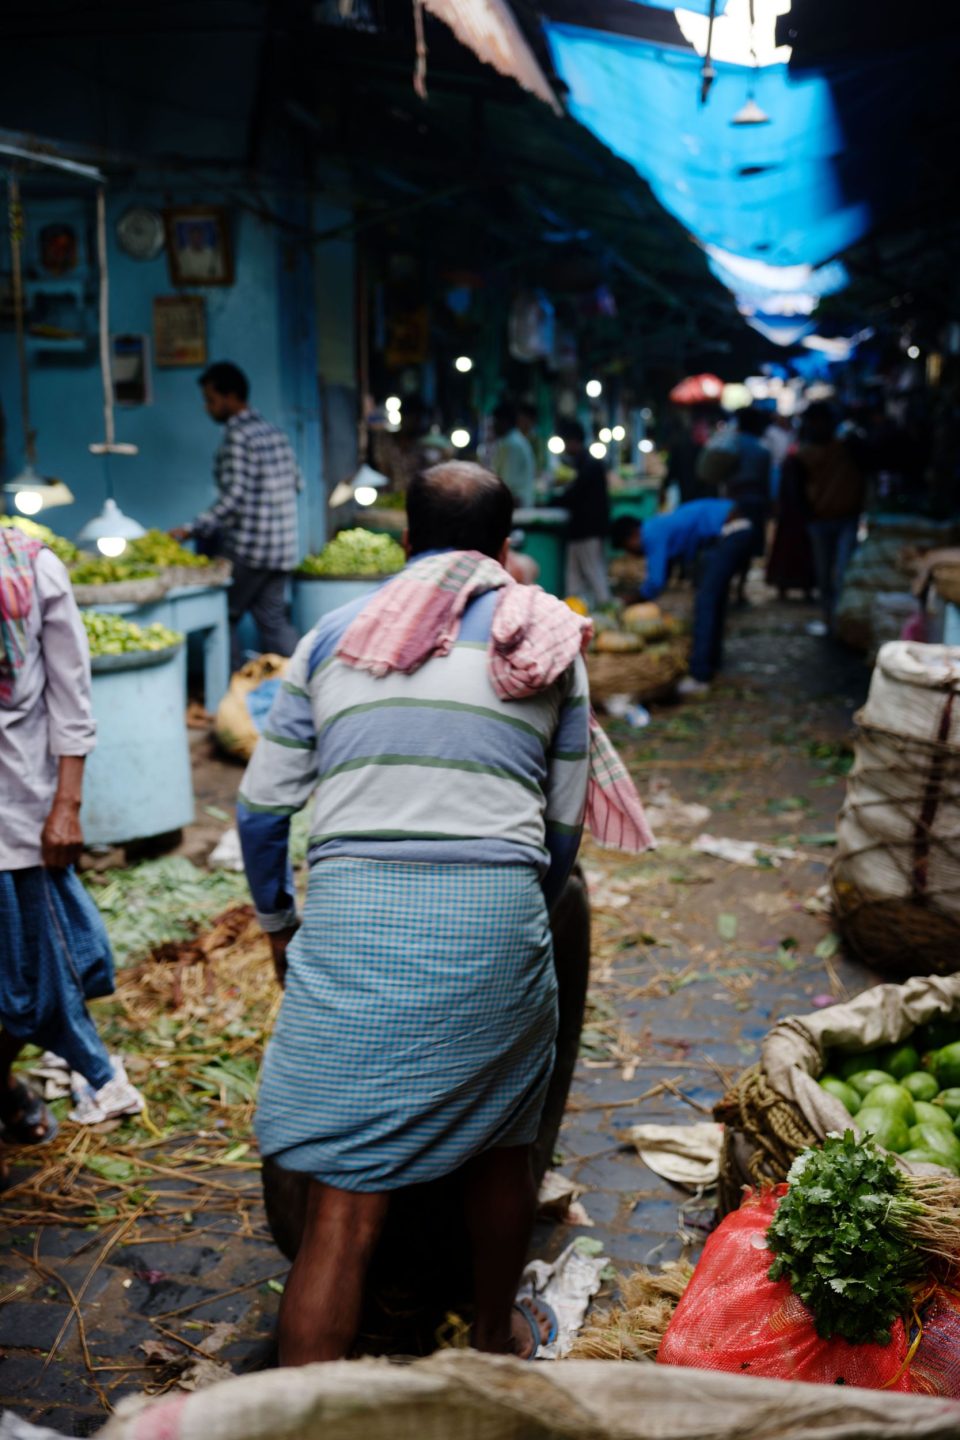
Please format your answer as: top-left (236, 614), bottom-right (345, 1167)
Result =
top-left (422, 0), bottom-right (562, 114)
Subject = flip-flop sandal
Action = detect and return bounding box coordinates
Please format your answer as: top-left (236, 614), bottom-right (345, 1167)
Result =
top-left (512, 1296), bottom-right (560, 1360)
top-left (0, 1080), bottom-right (59, 1147)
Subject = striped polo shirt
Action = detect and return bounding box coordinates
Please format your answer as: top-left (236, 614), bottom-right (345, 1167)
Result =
top-left (236, 574), bottom-right (590, 929)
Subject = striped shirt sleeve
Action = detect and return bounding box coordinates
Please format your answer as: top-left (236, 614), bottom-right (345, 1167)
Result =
top-left (237, 633), bottom-right (318, 931)
top-left (542, 655), bottom-right (589, 908)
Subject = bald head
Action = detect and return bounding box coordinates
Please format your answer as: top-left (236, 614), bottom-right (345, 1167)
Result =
top-left (407, 461), bottom-right (514, 560)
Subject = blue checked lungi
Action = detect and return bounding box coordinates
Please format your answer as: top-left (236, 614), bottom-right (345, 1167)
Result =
top-left (255, 858), bottom-right (558, 1191)
top-left (0, 867), bottom-right (115, 1089)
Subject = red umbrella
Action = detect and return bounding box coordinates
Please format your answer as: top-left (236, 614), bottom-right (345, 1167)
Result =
top-left (669, 373), bottom-right (724, 405)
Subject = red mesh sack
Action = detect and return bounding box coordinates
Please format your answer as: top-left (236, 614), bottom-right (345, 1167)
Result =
top-left (911, 1277), bottom-right (960, 1398)
top-left (657, 1187), bottom-right (911, 1390)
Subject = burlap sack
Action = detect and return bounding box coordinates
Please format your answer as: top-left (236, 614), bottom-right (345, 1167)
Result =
top-left (214, 655), bottom-right (288, 762)
top-left (832, 644), bottom-right (960, 973)
top-left (97, 1348), bottom-right (960, 1440)
top-left (716, 974), bottom-right (960, 1215)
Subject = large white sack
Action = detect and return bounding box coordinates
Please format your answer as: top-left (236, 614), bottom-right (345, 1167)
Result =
top-left (98, 1349), bottom-right (960, 1440)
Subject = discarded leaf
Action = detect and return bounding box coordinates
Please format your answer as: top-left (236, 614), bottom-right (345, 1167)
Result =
top-left (717, 913), bottom-right (738, 940)
top-left (815, 932), bottom-right (841, 960)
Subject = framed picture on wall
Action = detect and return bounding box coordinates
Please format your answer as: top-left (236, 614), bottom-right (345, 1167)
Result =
top-left (163, 206), bottom-right (233, 286)
top-left (153, 295), bottom-right (207, 367)
top-left (111, 333), bottom-right (152, 405)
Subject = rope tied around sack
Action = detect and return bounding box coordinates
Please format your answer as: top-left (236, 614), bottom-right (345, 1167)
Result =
top-left (715, 1065), bottom-right (819, 1186)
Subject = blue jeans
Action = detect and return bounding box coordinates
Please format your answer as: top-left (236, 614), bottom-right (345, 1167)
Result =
top-left (808, 519), bottom-right (858, 625)
top-left (690, 526), bottom-right (756, 682)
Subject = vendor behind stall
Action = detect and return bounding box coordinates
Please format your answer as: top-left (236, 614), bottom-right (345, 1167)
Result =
top-left (0, 527), bottom-right (143, 1140)
top-left (172, 362), bottom-right (301, 671)
top-left (612, 498), bottom-right (755, 696)
top-left (555, 419), bottom-right (611, 607)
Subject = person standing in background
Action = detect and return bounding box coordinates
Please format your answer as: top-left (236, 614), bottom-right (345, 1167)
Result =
top-left (490, 401), bottom-right (536, 509)
top-left (172, 362), bottom-right (301, 672)
top-left (556, 419), bottom-right (611, 607)
top-left (795, 403), bottom-right (867, 636)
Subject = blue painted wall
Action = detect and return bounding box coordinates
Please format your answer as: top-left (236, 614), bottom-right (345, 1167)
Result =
top-left (0, 180), bottom-right (327, 551)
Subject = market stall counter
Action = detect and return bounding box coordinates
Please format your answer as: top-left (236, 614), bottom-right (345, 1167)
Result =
top-left (81, 624), bottom-right (194, 846)
top-left (512, 507), bottom-right (570, 598)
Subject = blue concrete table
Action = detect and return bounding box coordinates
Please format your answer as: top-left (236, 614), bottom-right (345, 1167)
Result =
top-left (79, 584), bottom-right (231, 711)
top-left (292, 576), bottom-right (384, 634)
top-left (83, 644), bottom-right (194, 845)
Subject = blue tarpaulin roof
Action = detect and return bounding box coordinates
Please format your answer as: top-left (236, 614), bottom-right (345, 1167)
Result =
top-left (545, 19), bottom-right (867, 341)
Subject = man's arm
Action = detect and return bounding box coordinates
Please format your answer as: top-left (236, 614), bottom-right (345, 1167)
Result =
top-left (542, 657), bottom-right (590, 910)
top-left (237, 635), bottom-right (319, 980)
top-left (192, 428), bottom-right (252, 537)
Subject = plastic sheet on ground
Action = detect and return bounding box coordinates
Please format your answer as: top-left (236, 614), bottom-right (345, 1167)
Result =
top-left (693, 833), bottom-right (799, 867)
top-left (519, 1239), bottom-right (609, 1359)
top-left (98, 1348), bottom-right (960, 1440)
top-left (627, 1122), bottom-right (724, 1187)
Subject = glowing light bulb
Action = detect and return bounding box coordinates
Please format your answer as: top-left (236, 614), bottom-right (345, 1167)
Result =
top-left (612, 425), bottom-right (626, 442)
top-left (547, 435), bottom-right (565, 455)
top-left (585, 379), bottom-right (603, 399)
top-left (589, 441), bottom-right (608, 460)
top-left (385, 396), bottom-right (401, 411)
top-left (14, 490), bottom-right (43, 515)
top-left (96, 535), bottom-right (127, 557)
top-left (598, 427), bottom-right (612, 444)
top-left (454, 356), bottom-right (474, 373)
top-left (451, 428), bottom-right (471, 449)
top-left (354, 485), bottom-right (378, 507)
top-left (639, 439), bottom-right (655, 454)
top-left (907, 345), bottom-right (920, 360)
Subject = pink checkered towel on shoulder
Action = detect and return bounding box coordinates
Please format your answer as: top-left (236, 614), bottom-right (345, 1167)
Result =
top-left (336, 550), bottom-right (655, 853)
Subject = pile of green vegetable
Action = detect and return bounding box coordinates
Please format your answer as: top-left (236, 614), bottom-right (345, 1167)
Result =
top-left (70, 556), bottom-right (159, 585)
top-left (297, 527), bottom-right (405, 577)
top-left (819, 1018), bottom-right (960, 1173)
top-left (125, 529), bottom-right (211, 567)
top-left (82, 610), bottom-right (182, 656)
top-left (767, 1132), bottom-right (927, 1344)
top-left (5, 514), bottom-right (79, 566)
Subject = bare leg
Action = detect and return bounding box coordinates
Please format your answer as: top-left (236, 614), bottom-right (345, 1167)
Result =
top-left (277, 1179), bottom-right (390, 1364)
top-left (464, 1145), bottom-right (546, 1357)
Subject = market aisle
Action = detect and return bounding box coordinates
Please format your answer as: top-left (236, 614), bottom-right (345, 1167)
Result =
top-left (0, 592), bottom-right (874, 1432)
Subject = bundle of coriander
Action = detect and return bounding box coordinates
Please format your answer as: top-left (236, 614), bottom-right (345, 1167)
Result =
top-left (766, 1130), bottom-right (960, 1346)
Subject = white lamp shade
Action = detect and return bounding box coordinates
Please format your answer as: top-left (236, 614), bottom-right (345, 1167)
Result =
top-left (4, 464), bottom-right (75, 512)
top-left (76, 497), bottom-right (147, 546)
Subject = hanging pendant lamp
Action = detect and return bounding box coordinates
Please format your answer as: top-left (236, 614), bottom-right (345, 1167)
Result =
top-left (77, 185), bottom-right (144, 555)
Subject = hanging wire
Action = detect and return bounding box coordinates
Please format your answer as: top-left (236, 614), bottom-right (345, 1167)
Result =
top-left (700, 0), bottom-right (717, 105)
top-left (7, 173), bottom-right (36, 465)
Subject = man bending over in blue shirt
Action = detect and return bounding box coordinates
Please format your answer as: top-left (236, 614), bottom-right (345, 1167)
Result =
top-left (611, 499), bottom-right (755, 697)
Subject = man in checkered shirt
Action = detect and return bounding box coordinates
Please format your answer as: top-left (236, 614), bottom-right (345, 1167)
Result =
top-left (174, 362), bottom-right (301, 670)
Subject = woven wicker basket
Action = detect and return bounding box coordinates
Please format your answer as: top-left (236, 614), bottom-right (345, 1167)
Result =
top-left (586, 640), bottom-right (689, 704)
top-left (832, 881), bottom-right (960, 978)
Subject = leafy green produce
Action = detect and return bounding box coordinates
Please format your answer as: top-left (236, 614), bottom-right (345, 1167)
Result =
top-left (848, 1069), bottom-right (897, 1098)
top-left (6, 514), bottom-right (79, 565)
top-left (903, 1072), bottom-right (939, 1102)
top-left (818, 1076), bottom-right (861, 1115)
top-left (82, 611), bottom-right (182, 657)
top-left (126, 529), bottom-right (211, 568)
top-left (767, 1133), bottom-right (925, 1344)
top-left (71, 556), bottom-right (159, 585)
top-left (932, 1087), bottom-right (960, 1118)
top-left (880, 1043), bottom-right (920, 1080)
top-left (924, 1042), bottom-right (960, 1091)
top-left (296, 528), bottom-right (405, 577)
top-left (855, 1107), bottom-right (909, 1153)
top-left (914, 1101), bottom-right (954, 1131)
top-left (860, 1083), bottom-right (916, 1126)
